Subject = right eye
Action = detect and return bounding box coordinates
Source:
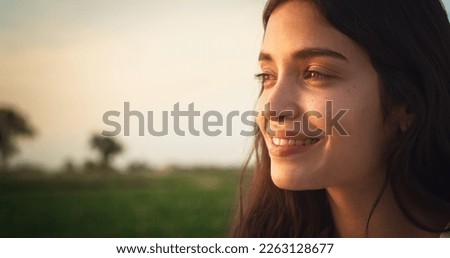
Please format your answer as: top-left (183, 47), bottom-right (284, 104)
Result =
top-left (255, 73), bottom-right (277, 88)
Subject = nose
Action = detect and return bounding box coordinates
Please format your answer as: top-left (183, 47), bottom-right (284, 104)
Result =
top-left (262, 77), bottom-right (300, 123)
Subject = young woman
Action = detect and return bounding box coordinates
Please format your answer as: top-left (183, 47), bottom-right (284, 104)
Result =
top-left (232, 0), bottom-right (450, 237)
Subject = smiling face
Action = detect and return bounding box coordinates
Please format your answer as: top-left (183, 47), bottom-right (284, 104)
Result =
top-left (256, 1), bottom-right (398, 190)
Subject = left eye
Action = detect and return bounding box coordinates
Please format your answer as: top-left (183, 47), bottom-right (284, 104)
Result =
top-left (304, 70), bottom-right (328, 80)
top-left (255, 73), bottom-right (277, 88)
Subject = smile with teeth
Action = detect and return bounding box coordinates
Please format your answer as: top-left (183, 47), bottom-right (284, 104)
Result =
top-left (271, 137), bottom-right (320, 146)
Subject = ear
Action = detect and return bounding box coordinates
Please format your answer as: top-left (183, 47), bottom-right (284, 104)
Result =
top-left (395, 105), bottom-right (414, 133)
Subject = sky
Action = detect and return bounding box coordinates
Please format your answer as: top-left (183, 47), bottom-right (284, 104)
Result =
top-left (1, 0), bottom-right (449, 170)
top-left (0, 0), bottom-right (266, 169)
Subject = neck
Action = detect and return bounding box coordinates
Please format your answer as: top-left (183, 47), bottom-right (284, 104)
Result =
top-left (326, 176), bottom-right (438, 238)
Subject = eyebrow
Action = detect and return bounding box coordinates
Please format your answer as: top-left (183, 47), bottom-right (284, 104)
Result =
top-left (258, 48), bottom-right (349, 62)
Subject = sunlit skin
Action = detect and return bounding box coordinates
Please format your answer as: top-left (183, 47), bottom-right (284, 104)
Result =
top-left (256, 1), bottom-right (433, 237)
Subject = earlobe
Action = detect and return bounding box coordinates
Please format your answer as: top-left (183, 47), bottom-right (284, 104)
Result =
top-left (398, 106), bottom-right (414, 133)
top-left (389, 104), bottom-right (414, 133)
top-left (400, 120), bottom-right (410, 133)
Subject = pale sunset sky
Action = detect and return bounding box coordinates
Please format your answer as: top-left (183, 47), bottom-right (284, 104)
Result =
top-left (1, 0), bottom-right (449, 170)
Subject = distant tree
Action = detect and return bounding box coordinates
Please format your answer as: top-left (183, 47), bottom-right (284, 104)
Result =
top-left (62, 158), bottom-right (76, 173)
top-left (127, 160), bottom-right (152, 173)
top-left (89, 135), bottom-right (123, 169)
top-left (83, 159), bottom-right (97, 173)
top-left (0, 107), bottom-right (35, 171)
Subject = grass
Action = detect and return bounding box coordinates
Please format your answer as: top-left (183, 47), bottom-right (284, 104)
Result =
top-left (0, 169), bottom-right (240, 237)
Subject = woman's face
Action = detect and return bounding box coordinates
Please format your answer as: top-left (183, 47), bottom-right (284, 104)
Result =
top-left (256, 1), bottom-right (396, 190)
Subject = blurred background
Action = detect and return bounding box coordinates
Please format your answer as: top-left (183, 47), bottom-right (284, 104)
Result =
top-left (0, 0), bottom-right (265, 237)
top-left (1, 0), bottom-right (449, 237)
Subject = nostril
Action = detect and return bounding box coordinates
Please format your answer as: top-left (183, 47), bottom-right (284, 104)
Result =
top-left (275, 110), bottom-right (294, 122)
top-left (261, 102), bottom-right (300, 121)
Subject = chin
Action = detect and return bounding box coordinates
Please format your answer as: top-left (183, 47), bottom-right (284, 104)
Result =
top-left (270, 162), bottom-right (326, 191)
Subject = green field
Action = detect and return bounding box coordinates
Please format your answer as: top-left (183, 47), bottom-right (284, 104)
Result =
top-left (0, 169), bottom-right (240, 237)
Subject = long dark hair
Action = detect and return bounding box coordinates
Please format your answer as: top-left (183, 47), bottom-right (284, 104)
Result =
top-left (231, 0), bottom-right (450, 237)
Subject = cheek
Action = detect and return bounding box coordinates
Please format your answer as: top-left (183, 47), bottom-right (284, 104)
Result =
top-left (297, 92), bottom-right (340, 134)
top-left (330, 112), bottom-right (384, 155)
top-left (303, 97), bottom-right (327, 132)
top-left (344, 90), bottom-right (385, 140)
top-left (324, 92), bottom-right (387, 180)
top-left (255, 94), bottom-right (268, 130)
top-left (322, 79), bottom-right (383, 137)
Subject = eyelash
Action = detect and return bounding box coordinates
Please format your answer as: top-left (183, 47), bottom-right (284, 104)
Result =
top-left (255, 70), bottom-right (330, 87)
top-left (255, 73), bottom-right (277, 88)
top-left (304, 70), bottom-right (329, 81)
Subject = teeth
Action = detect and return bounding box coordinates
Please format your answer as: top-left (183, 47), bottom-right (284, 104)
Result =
top-left (303, 139), bottom-right (312, 146)
top-left (272, 137), bottom-right (319, 146)
top-left (273, 137), bottom-right (280, 145)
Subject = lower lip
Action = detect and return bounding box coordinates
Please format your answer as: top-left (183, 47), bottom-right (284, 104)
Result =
top-left (268, 139), bottom-right (321, 157)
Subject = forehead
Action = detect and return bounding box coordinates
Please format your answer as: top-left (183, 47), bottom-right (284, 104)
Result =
top-left (262, 1), bottom-right (360, 62)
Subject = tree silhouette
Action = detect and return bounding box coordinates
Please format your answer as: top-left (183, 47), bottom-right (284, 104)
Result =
top-left (0, 107), bottom-right (35, 171)
top-left (90, 134), bottom-right (123, 169)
